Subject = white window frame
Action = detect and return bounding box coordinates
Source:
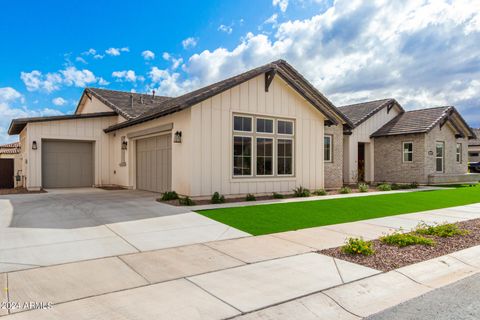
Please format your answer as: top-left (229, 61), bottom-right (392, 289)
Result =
top-left (233, 135), bottom-right (253, 177)
top-left (456, 143), bottom-right (462, 163)
top-left (277, 137), bottom-right (295, 177)
top-left (256, 117), bottom-right (275, 134)
top-left (277, 119), bottom-right (295, 136)
top-left (403, 142), bottom-right (413, 163)
top-left (256, 137), bottom-right (275, 177)
top-left (233, 115), bottom-right (253, 133)
top-left (324, 135), bottom-right (333, 163)
top-left (436, 141), bottom-right (445, 173)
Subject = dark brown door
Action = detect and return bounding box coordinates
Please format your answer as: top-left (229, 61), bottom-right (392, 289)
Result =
top-left (358, 143), bottom-right (365, 182)
top-left (0, 159), bottom-right (14, 189)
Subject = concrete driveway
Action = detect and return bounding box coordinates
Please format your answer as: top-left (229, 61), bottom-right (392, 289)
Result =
top-left (0, 188), bottom-right (249, 272)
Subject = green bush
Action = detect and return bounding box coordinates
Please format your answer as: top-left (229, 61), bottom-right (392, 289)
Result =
top-left (293, 186), bottom-right (310, 197)
top-left (415, 222), bottom-right (469, 238)
top-left (342, 238), bottom-right (375, 256)
top-left (245, 193), bottom-right (256, 201)
top-left (313, 189), bottom-right (327, 196)
top-left (391, 183), bottom-right (400, 190)
top-left (339, 186), bottom-right (352, 194)
top-left (179, 196), bottom-right (196, 206)
top-left (410, 182), bottom-right (419, 189)
top-left (161, 191), bottom-right (179, 201)
top-left (272, 192), bottom-right (285, 199)
top-left (211, 192), bottom-right (225, 204)
top-left (377, 183), bottom-right (392, 191)
top-left (380, 232), bottom-right (435, 247)
top-left (358, 183), bottom-right (369, 193)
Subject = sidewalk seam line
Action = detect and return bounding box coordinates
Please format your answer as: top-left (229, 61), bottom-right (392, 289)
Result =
top-left (332, 258), bottom-right (345, 284)
top-left (102, 224), bottom-right (141, 253)
top-left (116, 256), bottom-right (152, 285)
top-left (393, 270), bottom-right (434, 289)
top-left (321, 291), bottom-right (363, 319)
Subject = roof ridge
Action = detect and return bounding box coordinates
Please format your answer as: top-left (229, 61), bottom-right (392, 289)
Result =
top-left (339, 98), bottom-right (393, 108)
top-left (88, 87), bottom-right (171, 98)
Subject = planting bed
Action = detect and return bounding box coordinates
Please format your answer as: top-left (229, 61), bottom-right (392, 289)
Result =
top-left (321, 219), bottom-right (480, 272)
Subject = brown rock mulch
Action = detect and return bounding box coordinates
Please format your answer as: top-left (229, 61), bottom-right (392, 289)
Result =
top-left (0, 188), bottom-right (46, 195)
top-left (320, 218), bottom-right (480, 272)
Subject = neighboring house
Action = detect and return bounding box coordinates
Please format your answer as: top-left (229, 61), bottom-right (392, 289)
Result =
top-left (8, 60), bottom-right (351, 195)
top-left (469, 128), bottom-right (480, 163)
top-left (0, 142), bottom-right (22, 188)
top-left (340, 101), bottom-right (477, 185)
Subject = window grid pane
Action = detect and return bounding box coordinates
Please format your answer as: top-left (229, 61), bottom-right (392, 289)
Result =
top-left (233, 136), bottom-right (252, 176)
top-left (256, 138), bottom-right (273, 175)
top-left (278, 120), bottom-right (293, 135)
top-left (234, 116), bottom-right (252, 132)
top-left (277, 139), bottom-right (293, 175)
top-left (324, 136), bottom-right (332, 161)
top-left (256, 119), bottom-right (273, 133)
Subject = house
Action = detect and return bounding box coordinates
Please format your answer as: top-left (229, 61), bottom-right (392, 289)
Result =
top-left (0, 142), bottom-right (21, 188)
top-left (8, 60), bottom-right (351, 195)
top-left (469, 128), bottom-right (480, 163)
top-left (340, 99), bottom-right (477, 185)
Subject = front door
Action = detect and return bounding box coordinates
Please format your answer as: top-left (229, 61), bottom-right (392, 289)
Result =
top-left (0, 159), bottom-right (14, 188)
top-left (358, 143), bottom-right (365, 182)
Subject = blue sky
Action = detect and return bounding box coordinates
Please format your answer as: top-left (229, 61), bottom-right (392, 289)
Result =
top-left (0, 0), bottom-right (479, 143)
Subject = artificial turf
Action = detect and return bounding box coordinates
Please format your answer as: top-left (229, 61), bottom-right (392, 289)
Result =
top-left (198, 185), bottom-right (480, 235)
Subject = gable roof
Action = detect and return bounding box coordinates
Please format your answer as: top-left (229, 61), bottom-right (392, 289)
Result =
top-left (371, 106), bottom-right (476, 139)
top-left (470, 128), bottom-right (480, 146)
top-left (8, 112), bottom-right (117, 135)
top-left (338, 98), bottom-right (403, 127)
top-left (79, 88), bottom-right (172, 120)
top-left (0, 141), bottom-right (20, 155)
top-left (103, 60), bottom-right (353, 133)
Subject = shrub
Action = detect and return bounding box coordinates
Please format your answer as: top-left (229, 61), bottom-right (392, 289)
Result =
top-left (245, 193), bottom-right (256, 201)
top-left (272, 192), bottom-right (285, 199)
top-left (293, 186), bottom-right (310, 197)
top-left (339, 186), bottom-right (352, 194)
top-left (313, 189), bottom-right (327, 196)
top-left (211, 192), bottom-right (225, 204)
top-left (415, 222), bottom-right (469, 238)
top-left (410, 182), bottom-right (419, 189)
top-left (380, 232), bottom-right (435, 247)
top-left (341, 238), bottom-right (375, 256)
top-left (358, 183), bottom-right (369, 193)
top-left (377, 183), bottom-right (392, 191)
top-left (179, 196), bottom-right (196, 206)
top-left (391, 183), bottom-right (400, 190)
top-left (161, 191), bottom-right (179, 201)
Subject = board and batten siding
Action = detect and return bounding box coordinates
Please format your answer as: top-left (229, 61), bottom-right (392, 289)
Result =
top-left (189, 74), bottom-right (326, 197)
top-left (24, 116), bottom-right (117, 190)
top-left (343, 105), bottom-right (402, 183)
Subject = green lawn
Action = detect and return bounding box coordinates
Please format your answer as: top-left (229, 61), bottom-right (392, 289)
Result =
top-left (199, 186), bottom-right (480, 235)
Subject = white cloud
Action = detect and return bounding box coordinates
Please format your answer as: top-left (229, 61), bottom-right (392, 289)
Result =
top-left (105, 47), bottom-right (129, 56)
top-left (141, 50), bottom-right (155, 60)
top-left (143, 0), bottom-right (480, 127)
top-left (182, 37), bottom-right (198, 49)
top-left (93, 54), bottom-right (104, 59)
top-left (148, 67), bottom-right (195, 96)
top-left (273, 0), bottom-right (288, 12)
top-left (75, 57), bottom-right (87, 64)
top-left (52, 97), bottom-right (67, 106)
top-left (218, 24), bottom-right (233, 34)
top-left (264, 13), bottom-right (278, 25)
top-left (21, 67), bottom-right (100, 92)
top-left (112, 70), bottom-right (143, 83)
top-left (0, 87), bottom-right (63, 143)
top-left (98, 77), bottom-right (110, 86)
top-left (162, 52), bottom-right (171, 60)
top-left (82, 48), bottom-right (97, 56)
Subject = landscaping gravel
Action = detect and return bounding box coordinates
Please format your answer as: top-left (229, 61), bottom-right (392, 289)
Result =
top-left (320, 219), bottom-right (480, 271)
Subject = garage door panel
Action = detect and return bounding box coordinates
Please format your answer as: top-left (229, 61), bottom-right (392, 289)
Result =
top-left (136, 134), bottom-right (171, 193)
top-left (42, 141), bottom-right (93, 188)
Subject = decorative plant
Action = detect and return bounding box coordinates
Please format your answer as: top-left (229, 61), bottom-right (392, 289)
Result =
top-left (339, 186), bottom-right (352, 194)
top-left (313, 189), bottom-right (327, 196)
top-left (341, 237), bottom-right (375, 256)
top-left (272, 192), bottom-right (285, 199)
top-left (211, 192), bottom-right (225, 204)
top-left (293, 186), bottom-right (310, 197)
top-left (161, 191), bottom-right (179, 201)
top-left (415, 222), bottom-right (469, 238)
top-left (245, 193), bottom-right (256, 201)
top-left (179, 196), bottom-right (195, 206)
top-left (358, 183), bottom-right (369, 193)
top-left (377, 183), bottom-right (392, 191)
top-left (380, 232), bottom-right (435, 247)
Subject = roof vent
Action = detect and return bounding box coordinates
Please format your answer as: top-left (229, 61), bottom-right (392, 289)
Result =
top-left (140, 95), bottom-right (144, 104)
top-left (130, 94), bottom-right (133, 108)
top-left (151, 90), bottom-right (156, 102)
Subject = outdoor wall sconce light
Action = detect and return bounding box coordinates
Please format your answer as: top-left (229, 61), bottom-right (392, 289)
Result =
top-left (32, 141), bottom-right (38, 150)
top-left (174, 131), bottom-right (182, 143)
top-left (121, 140), bottom-right (128, 150)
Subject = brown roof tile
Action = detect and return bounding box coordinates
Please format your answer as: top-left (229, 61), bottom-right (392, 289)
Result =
top-left (338, 99), bottom-right (400, 127)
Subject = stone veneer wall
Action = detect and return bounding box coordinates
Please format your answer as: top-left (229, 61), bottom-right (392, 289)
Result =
top-left (324, 124), bottom-right (344, 189)
top-left (373, 133), bottom-right (427, 184)
top-left (373, 124), bottom-right (468, 184)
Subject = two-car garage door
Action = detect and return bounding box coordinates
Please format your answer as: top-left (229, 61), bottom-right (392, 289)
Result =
top-left (42, 140), bottom-right (94, 188)
top-left (136, 134), bottom-right (172, 193)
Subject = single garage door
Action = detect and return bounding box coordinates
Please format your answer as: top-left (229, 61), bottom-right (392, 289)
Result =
top-left (42, 140), bottom-right (94, 188)
top-left (0, 159), bottom-right (14, 189)
top-left (136, 134), bottom-right (172, 193)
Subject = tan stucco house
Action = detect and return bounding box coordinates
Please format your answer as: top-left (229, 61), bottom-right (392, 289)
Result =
top-left (469, 128), bottom-right (480, 163)
top-left (0, 142), bottom-right (22, 188)
top-left (8, 60), bottom-right (351, 195)
top-left (339, 100), bottom-right (477, 185)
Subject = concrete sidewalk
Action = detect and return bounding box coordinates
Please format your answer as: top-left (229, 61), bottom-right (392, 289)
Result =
top-left (1, 202), bottom-right (479, 319)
